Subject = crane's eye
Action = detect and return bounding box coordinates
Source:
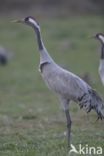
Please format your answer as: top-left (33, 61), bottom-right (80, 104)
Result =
top-left (96, 34), bottom-right (99, 38)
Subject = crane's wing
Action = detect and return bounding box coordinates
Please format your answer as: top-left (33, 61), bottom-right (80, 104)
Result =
top-left (58, 69), bottom-right (91, 97)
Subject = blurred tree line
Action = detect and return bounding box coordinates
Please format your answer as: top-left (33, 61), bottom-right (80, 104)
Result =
top-left (1, 0), bottom-right (104, 15)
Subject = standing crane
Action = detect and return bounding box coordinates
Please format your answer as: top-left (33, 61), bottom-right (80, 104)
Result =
top-left (94, 33), bottom-right (104, 85)
top-left (13, 17), bottom-right (104, 147)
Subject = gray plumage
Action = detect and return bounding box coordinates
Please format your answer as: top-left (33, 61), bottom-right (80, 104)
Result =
top-left (94, 33), bottom-right (104, 85)
top-left (41, 61), bottom-right (104, 119)
top-left (0, 46), bottom-right (13, 65)
top-left (14, 17), bottom-right (104, 147)
top-left (0, 46), bottom-right (8, 65)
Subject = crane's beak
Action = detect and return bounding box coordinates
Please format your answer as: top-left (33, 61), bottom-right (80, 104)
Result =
top-left (11, 19), bottom-right (25, 23)
top-left (87, 35), bottom-right (96, 39)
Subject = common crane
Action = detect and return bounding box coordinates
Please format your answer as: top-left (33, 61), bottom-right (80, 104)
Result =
top-left (0, 47), bottom-right (8, 65)
top-left (94, 33), bottom-right (104, 85)
top-left (13, 17), bottom-right (104, 147)
top-left (0, 46), bottom-right (13, 65)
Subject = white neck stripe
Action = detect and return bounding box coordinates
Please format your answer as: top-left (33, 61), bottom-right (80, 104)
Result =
top-left (99, 35), bottom-right (104, 43)
top-left (29, 18), bottom-right (40, 29)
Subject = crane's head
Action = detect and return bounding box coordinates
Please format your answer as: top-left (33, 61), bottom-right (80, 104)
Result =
top-left (12, 16), bottom-right (40, 30)
top-left (94, 33), bottom-right (104, 44)
top-left (89, 33), bottom-right (104, 44)
top-left (95, 33), bottom-right (104, 44)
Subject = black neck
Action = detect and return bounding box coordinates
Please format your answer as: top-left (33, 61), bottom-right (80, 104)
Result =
top-left (101, 44), bottom-right (104, 59)
top-left (34, 27), bottom-right (43, 50)
top-left (32, 25), bottom-right (54, 63)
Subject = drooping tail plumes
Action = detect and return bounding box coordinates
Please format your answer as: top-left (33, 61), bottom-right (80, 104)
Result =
top-left (78, 89), bottom-right (104, 120)
top-left (89, 89), bottom-right (104, 120)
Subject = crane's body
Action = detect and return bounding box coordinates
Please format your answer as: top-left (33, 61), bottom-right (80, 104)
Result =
top-left (41, 61), bottom-right (88, 101)
top-left (99, 60), bottom-right (104, 85)
top-left (14, 17), bottom-right (104, 147)
top-left (40, 48), bottom-right (104, 115)
top-left (0, 46), bottom-right (13, 65)
top-left (95, 33), bottom-right (104, 85)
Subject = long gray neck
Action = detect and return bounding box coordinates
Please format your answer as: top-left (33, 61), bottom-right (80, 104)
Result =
top-left (33, 27), bottom-right (54, 64)
top-left (35, 27), bottom-right (43, 50)
top-left (101, 44), bottom-right (104, 59)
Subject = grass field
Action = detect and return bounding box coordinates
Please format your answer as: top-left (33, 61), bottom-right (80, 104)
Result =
top-left (0, 15), bottom-right (104, 156)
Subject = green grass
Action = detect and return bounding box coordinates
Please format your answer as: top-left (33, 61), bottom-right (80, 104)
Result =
top-left (0, 15), bottom-right (104, 156)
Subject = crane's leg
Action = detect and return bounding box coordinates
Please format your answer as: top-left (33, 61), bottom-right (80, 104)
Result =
top-left (65, 109), bottom-right (72, 147)
top-left (60, 97), bottom-right (72, 147)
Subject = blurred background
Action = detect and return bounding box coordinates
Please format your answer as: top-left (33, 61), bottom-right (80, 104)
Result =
top-left (0, 1), bottom-right (104, 156)
top-left (0, 0), bottom-right (104, 17)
